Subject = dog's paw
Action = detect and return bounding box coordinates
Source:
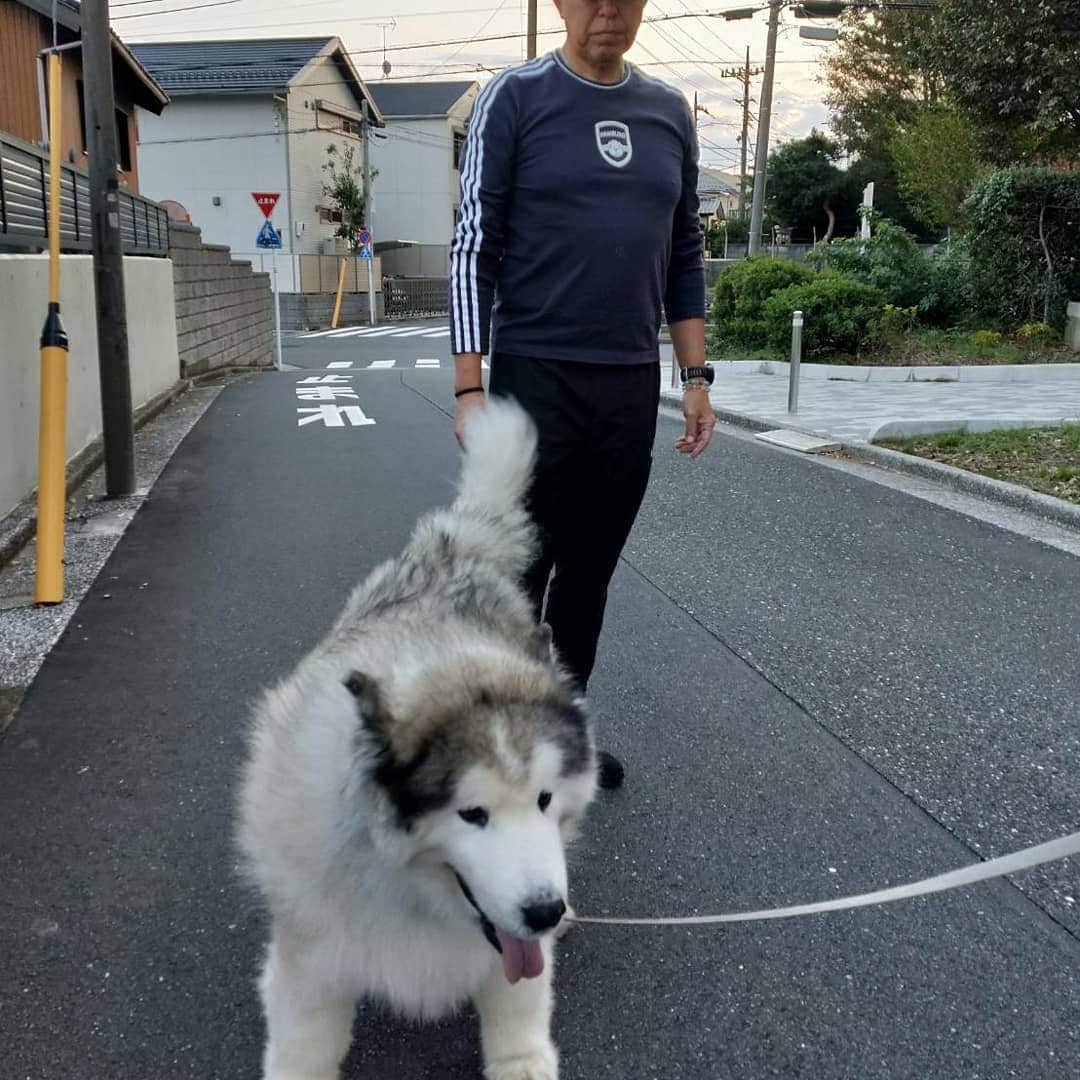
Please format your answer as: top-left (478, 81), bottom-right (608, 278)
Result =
top-left (484, 1044), bottom-right (559, 1080)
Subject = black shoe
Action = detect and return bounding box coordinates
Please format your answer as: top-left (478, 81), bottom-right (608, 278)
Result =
top-left (597, 750), bottom-right (625, 790)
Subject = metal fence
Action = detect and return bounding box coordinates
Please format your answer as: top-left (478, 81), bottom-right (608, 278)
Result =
top-left (383, 276), bottom-right (449, 320)
top-left (0, 132), bottom-right (169, 255)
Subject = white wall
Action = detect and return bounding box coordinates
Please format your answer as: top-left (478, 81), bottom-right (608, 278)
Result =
top-left (0, 254), bottom-right (180, 519)
top-left (369, 115), bottom-right (461, 269)
top-left (137, 96), bottom-right (297, 288)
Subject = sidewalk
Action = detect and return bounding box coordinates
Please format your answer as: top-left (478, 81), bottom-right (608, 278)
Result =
top-left (659, 352), bottom-right (1080, 441)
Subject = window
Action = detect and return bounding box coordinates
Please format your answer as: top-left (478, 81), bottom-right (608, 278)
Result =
top-left (453, 129), bottom-right (466, 171)
top-left (319, 206), bottom-right (344, 225)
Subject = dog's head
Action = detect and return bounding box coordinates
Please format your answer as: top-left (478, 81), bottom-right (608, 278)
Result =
top-left (343, 639), bottom-right (597, 982)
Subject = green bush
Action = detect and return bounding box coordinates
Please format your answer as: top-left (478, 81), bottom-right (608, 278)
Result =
top-left (712, 257), bottom-right (815, 347)
top-left (1016, 322), bottom-right (1055, 346)
top-left (762, 274), bottom-right (886, 359)
top-left (964, 168), bottom-right (1080, 329)
top-left (919, 240), bottom-right (976, 327)
top-left (969, 329), bottom-right (1003, 354)
top-left (807, 218), bottom-right (932, 309)
top-left (880, 304), bottom-right (919, 336)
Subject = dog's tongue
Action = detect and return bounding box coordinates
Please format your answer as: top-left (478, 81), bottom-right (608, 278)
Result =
top-left (495, 931), bottom-right (545, 984)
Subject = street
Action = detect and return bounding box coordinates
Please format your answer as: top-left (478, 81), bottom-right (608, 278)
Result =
top-left (1, 325), bottom-right (1079, 1079)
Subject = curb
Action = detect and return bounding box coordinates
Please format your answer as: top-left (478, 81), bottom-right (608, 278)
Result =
top-left (659, 391), bottom-right (1080, 534)
top-left (840, 440), bottom-right (1080, 533)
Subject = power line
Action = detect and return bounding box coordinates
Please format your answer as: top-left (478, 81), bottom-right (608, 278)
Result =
top-left (113, 0), bottom-right (242, 20)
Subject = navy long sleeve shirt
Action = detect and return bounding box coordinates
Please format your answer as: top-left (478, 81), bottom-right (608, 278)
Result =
top-left (450, 50), bottom-right (705, 364)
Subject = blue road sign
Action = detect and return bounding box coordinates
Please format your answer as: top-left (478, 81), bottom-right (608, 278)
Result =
top-left (256, 220), bottom-right (282, 249)
top-left (358, 242), bottom-right (373, 261)
top-left (358, 229), bottom-right (372, 247)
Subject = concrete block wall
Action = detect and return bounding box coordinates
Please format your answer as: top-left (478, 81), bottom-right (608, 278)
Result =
top-left (168, 223), bottom-right (274, 376)
top-left (279, 292), bottom-right (385, 332)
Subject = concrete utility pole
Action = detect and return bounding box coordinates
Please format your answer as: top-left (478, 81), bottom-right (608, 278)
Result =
top-left (361, 100), bottom-right (376, 326)
top-left (747, 0), bottom-right (781, 256)
top-left (718, 47), bottom-right (763, 219)
top-left (82, 0), bottom-right (135, 496)
top-left (526, 0), bottom-right (538, 59)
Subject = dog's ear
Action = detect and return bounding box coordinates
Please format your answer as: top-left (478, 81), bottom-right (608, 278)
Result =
top-left (344, 670), bottom-right (392, 741)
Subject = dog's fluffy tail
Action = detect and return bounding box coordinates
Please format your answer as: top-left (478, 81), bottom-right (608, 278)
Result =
top-left (456, 397), bottom-right (538, 518)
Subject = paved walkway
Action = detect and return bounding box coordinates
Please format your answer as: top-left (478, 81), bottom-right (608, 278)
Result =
top-left (658, 353), bottom-right (1080, 441)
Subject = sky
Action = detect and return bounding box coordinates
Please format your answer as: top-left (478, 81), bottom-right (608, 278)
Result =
top-left (114, 0), bottom-right (839, 176)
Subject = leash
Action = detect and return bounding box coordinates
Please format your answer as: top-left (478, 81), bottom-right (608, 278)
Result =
top-left (569, 830), bottom-right (1080, 926)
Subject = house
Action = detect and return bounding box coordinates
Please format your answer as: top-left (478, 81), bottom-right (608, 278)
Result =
top-left (129, 37), bottom-right (384, 292)
top-left (365, 80), bottom-right (479, 276)
top-left (0, 0), bottom-right (168, 193)
top-left (697, 166), bottom-right (742, 229)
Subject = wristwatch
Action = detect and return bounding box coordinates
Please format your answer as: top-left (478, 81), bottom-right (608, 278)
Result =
top-left (679, 364), bottom-right (715, 386)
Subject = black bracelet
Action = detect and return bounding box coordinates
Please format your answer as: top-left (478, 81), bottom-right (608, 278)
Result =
top-left (454, 386), bottom-right (485, 399)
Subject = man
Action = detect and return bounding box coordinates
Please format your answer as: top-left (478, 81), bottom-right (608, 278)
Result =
top-left (450, 0), bottom-right (715, 787)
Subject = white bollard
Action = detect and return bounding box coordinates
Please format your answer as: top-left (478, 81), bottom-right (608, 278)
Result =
top-left (787, 309), bottom-right (803, 414)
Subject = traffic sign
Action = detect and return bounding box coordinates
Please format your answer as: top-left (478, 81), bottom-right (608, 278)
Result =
top-left (252, 192), bottom-right (280, 218)
top-left (358, 229), bottom-right (372, 247)
top-left (358, 242), bottom-right (373, 261)
top-left (256, 220), bottom-right (282, 249)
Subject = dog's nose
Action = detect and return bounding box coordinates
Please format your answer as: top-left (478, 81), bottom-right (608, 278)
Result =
top-left (521, 897), bottom-right (567, 933)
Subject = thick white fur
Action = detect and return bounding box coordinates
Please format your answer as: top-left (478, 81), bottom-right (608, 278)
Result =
top-left (237, 400), bottom-right (596, 1080)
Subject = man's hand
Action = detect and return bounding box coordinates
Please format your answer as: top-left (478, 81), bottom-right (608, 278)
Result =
top-left (454, 389), bottom-right (487, 448)
top-left (675, 387), bottom-right (715, 458)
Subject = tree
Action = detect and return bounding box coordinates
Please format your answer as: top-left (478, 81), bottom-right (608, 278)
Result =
top-left (765, 131), bottom-right (848, 241)
top-left (321, 143), bottom-right (376, 251)
top-left (888, 105), bottom-right (983, 232)
top-left (823, 5), bottom-right (942, 158)
top-left (933, 0), bottom-right (1080, 163)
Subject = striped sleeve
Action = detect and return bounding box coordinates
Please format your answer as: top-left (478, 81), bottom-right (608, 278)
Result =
top-left (450, 73), bottom-right (517, 356)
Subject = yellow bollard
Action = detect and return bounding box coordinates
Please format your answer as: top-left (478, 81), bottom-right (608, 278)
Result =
top-left (35, 51), bottom-right (69, 605)
top-left (330, 256), bottom-right (348, 329)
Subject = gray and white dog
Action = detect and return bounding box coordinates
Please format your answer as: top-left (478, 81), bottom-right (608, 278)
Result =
top-left (237, 399), bottom-right (598, 1080)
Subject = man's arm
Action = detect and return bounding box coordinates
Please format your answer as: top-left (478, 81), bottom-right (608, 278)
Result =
top-left (449, 75), bottom-right (517, 443)
top-left (665, 107), bottom-right (714, 458)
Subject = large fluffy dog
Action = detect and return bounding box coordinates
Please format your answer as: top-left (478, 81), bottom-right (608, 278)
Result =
top-left (237, 400), bottom-right (598, 1080)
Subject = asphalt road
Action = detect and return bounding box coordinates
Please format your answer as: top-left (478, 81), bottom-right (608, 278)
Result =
top-left (2, 327), bottom-right (1079, 1079)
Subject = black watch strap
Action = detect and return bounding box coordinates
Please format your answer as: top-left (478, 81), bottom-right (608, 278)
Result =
top-left (680, 364), bottom-right (714, 384)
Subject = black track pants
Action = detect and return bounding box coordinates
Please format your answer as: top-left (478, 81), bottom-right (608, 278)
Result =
top-left (489, 354), bottom-right (660, 692)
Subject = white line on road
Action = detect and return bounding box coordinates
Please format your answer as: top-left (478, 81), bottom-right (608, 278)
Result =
top-left (327, 361), bottom-right (354, 368)
top-left (415, 359), bottom-right (440, 367)
top-left (367, 359), bottom-right (396, 369)
top-left (420, 328), bottom-right (452, 338)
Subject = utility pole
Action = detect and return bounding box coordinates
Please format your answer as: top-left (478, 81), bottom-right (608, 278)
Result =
top-left (82, 0), bottom-right (135, 496)
top-left (526, 0), bottom-right (537, 59)
top-left (718, 47), bottom-right (763, 219)
top-left (737, 47), bottom-right (758, 217)
top-left (747, 0), bottom-right (781, 256)
top-left (361, 100), bottom-right (376, 326)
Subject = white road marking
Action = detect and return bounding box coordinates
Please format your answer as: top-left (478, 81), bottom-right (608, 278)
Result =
top-left (415, 358), bottom-right (440, 368)
top-left (327, 361), bottom-right (353, 368)
top-left (420, 328), bottom-right (452, 338)
top-left (367, 359), bottom-right (396, 369)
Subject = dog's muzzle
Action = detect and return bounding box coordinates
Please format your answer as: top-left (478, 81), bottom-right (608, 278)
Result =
top-left (454, 871), bottom-right (502, 955)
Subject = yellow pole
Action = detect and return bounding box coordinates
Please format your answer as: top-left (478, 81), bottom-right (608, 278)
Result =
top-left (35, 51), bottom-right (69, 605)
top-left (330, 256), bottom-right (348, 329)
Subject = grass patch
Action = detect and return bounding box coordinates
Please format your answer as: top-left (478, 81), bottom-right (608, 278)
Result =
top-left (708, 326), bottom-right (1076, 367)
top-left (879, 424), bottom-right (1080, 505)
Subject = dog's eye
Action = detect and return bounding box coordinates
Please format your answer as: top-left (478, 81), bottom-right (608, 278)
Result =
top-left (537, 791), bottom-right (552, 812)
top-left (458, 807), bottom-right (489, 827)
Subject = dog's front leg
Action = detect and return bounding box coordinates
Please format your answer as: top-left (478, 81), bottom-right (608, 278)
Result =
top-left (473, 938), bottom-right (558, 1080)
top-left (259, 934), bottom-right (356, 1080)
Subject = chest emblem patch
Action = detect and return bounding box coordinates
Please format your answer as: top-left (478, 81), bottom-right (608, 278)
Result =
top-left (595, 121), bottom-right (633, 169)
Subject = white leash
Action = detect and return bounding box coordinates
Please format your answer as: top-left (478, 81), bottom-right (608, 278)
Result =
top-left (569, 830), bottom-right (1080, 926)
